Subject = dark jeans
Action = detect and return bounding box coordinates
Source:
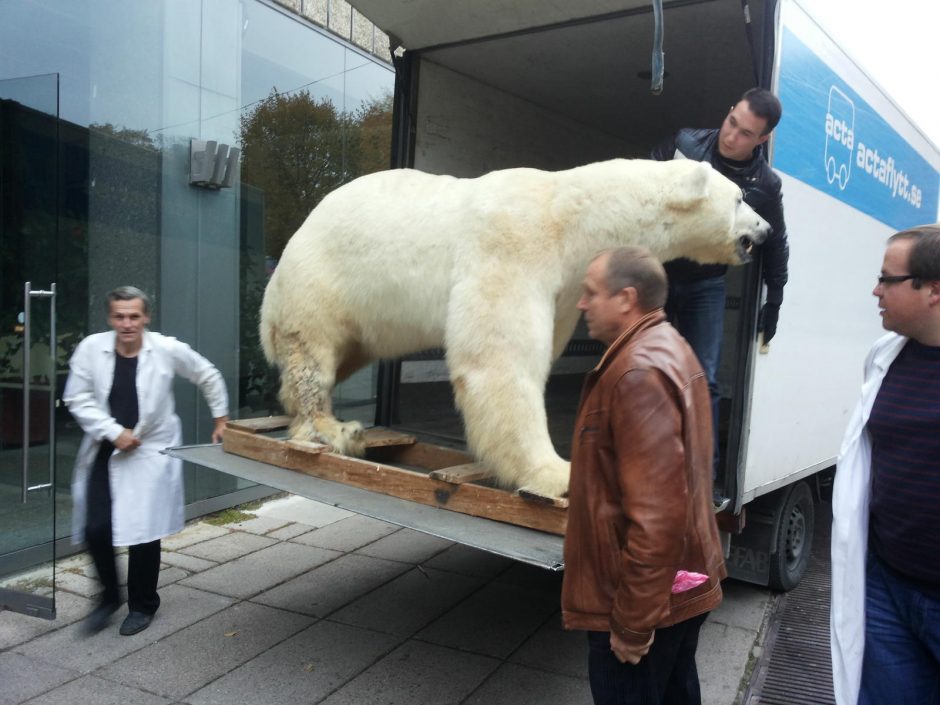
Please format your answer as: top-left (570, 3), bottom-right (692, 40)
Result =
top-left (860, 551), bottom-right (940, 705)
top-left (587, 612), bottom-right (708, 705)
top-left (85, 450), bottom-right (161, 615)
top-left (665, 275), bottom-right (725, 483)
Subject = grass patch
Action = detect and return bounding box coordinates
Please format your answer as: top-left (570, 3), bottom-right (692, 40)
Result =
top-left (201, 498), bottom-right (266, 526)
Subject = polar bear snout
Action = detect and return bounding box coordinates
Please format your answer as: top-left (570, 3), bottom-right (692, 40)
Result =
top-left (732, 203), bottom-right (770, 263)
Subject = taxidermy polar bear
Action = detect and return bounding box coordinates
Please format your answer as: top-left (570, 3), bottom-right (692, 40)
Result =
top-left (260, 159), bottom-right (769, 497)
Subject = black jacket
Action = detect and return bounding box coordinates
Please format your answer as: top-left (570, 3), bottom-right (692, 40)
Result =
top-left (651, 128), bottom-right (789, 305)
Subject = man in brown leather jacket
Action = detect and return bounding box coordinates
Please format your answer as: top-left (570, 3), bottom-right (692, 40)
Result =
top-left (562, 246), bottom-right (727, 705)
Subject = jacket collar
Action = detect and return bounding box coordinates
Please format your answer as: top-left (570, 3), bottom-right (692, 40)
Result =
top-left (594, 309), bottom-right (666, 371)
top-left (871, 332), bottom-right (908, 373)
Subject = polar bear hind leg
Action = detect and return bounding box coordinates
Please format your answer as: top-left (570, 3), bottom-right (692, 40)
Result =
top-left (278, 333), bottom-right (365, 456)
top-left (446, 294), bottom-right (571, 498)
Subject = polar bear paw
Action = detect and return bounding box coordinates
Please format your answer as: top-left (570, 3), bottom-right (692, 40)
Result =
top-left (290, 417), bottom-right (366, 456)
top-left (317, 418), bottom-right (366, 456)
top-left (516, 459), bottom-right (570, 499)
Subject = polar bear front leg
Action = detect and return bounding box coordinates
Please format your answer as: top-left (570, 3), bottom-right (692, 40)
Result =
top-left (279, 338), bottom-right (365, 456)
top-left (445, 298), bottom-right (570, 498)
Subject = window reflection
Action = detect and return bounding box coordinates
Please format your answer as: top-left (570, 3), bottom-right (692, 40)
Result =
top-left (237, 7), bottom-right (393, 423)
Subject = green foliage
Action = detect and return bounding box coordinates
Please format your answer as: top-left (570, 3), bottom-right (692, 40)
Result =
top-left (238, 88), bottom-right (393, 260)
top-left (236, 88), bottom-right (393, 413)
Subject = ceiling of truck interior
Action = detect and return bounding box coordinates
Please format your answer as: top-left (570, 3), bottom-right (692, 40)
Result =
top-left (349, 0), bottom-right (771, 146)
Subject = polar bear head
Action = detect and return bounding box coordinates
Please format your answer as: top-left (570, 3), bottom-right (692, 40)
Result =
top-left (657, 160), bottom-right (771, 266)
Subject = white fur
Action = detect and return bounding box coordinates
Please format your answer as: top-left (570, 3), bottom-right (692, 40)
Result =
top-left (260, 159), bottom-right (769, 496)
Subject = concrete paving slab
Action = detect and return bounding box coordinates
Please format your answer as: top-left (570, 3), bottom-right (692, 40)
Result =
top-left (0, 591), bottom-right (93, 650)
top-left (57, 552), bottom-right (94, 571)
top-left (185, 620), bottom-right (399, 705)
top-left (253, 494), bottom-right (353, 527)
top-left (97, 601), bottom-right (313, 700)
top-left (54, 570), bottom-right (103, 599)
top-left (329, 566), bottom-right (483, 637)
top-left (14, 584), bottom-right (234, 675)
top-left (463, 662), bottom-right (593, 705)
top-left (697, 620), bottom-right (761, 705)
top-left (318, 639), bottom-right (499, 705)
top-left (510, 613), bottom-right (589, 680)
top-left (160, 523), bottom-right (230, 551)
top-left (217, 514), bottom-right (288, 535)
top-left (265, 522), bottom-right (311, 541)
top-left (291, 514), bottom-right (399, 552)
top-left (251, 553), bottom-right (410, 617)
top-left (416, 580), bottom-right (560, 658)
top-left (177, 531), bottom-right (277, 562)
top-left (156, 565), bottom-right (189, 588)
top-left (17, 674), bottom-right (174, 705)
top-left (0, 652), bottom-right (80, 705)
top-left (159, 551), bottom-right (217, 574)
top-left (708, 580), bottom-right (773, 631)
top-left (354, 528), bottom-right (453, 564)
top-left (423, 543), bottom-right (515, 579)
top-left (179, 542), bottom-right (342, 599)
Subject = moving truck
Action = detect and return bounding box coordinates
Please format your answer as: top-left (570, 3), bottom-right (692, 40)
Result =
top-left (174, 0), bottom-right (940, 589)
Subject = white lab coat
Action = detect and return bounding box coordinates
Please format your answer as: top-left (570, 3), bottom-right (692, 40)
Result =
top-left (830, 331), bottom-right (907, 705)
top-left (63, 330), bottom-right (229, 546)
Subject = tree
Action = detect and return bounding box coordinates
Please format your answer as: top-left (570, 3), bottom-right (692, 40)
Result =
top-left (238, 88), bottom-right (392, 260)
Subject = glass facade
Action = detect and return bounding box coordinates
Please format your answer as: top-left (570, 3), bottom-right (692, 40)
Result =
top-left (0, 0), bottom-right (393, 575)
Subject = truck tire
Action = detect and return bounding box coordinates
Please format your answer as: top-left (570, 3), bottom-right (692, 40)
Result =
top-left (768, 481), bottom-right (815, 591)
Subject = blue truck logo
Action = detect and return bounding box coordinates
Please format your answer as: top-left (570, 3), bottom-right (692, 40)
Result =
top-left (824, 85), bottom-right (855, 190)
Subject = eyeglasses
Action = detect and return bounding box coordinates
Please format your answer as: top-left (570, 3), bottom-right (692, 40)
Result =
top-left (877, 274), bottom-right (916, 286)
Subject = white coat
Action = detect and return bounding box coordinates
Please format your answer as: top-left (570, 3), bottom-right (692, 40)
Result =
top-left (830, 331), bottom-right (907, 705)
top-left (63, 330), bottom-right (229, 546)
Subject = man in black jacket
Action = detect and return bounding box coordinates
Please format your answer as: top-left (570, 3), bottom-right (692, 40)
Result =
top-left (651, 88), bottom-right (789, 500)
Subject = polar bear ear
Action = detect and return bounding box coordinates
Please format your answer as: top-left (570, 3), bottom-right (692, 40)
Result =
top-left (666, 161), bottom-right (712, 210)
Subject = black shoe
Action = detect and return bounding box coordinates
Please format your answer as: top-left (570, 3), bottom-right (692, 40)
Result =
top-left (119, 611), bottom-right (153, 636)
top-left (82, 601), bottom-right (120, 636)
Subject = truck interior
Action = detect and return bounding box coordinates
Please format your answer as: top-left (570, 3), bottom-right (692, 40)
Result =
top-left (355, 0), bottom-right (779, 505)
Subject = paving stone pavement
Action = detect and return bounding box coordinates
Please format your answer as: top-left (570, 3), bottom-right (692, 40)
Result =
top-left (0, 495), bottom-right (775, 704)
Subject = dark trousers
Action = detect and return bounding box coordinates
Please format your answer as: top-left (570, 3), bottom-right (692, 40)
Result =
top-left (85, 451), bottom-right (161, 615)
top-left (860, 552), bottom-right (940, 705)
top-left (587, 612), bottom-right (708, 705)
top-left (665, 276), bottom-right (725, 483)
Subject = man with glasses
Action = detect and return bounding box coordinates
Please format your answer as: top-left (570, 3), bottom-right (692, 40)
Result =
top-left (831, 224), bottom-right (940, 705)
top-left (651, 88), bottom-right (788, 503)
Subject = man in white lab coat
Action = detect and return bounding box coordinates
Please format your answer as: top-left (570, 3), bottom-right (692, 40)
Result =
top-left (64, 286), bottom-right (229, 636)
top-left (831, 224), bottom-right (940, 705)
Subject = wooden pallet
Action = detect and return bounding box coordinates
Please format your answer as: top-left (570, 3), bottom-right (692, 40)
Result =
top-left (222, 417), bottom-right (567, 535)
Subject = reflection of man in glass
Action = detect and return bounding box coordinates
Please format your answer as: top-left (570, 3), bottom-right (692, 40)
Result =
top-left (64, 286), bottom-right (229, 636)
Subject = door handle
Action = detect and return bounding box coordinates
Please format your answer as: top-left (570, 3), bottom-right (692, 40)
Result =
top-left (22, 281), bottom-right (56, 503)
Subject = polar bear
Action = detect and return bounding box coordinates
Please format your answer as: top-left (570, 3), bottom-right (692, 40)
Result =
top-left (260, 158), bottom-right (769, 497)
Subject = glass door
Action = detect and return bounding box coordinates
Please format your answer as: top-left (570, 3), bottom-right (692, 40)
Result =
top-left (0, 73), bottom-right (61, 619)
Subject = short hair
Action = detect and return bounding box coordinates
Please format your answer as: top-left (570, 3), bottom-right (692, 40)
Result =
top-left (740, 88), bottom-right (782, 134)
top-left (601, 246), bottom-right (668, 311)
top-left (105, 286), bottom-right (152, 315)
top-left (888, 223), bottom-right (940, 288)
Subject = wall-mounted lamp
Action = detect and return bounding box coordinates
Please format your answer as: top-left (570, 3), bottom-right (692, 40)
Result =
top-left (190, 139), bottom-right (240, 189)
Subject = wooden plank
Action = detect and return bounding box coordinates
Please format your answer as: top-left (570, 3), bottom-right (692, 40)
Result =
top-left (363, 427), bottom-right (417, 448)
top-left (368, 442), bottom-right (475, 470)
top-left (226, 416), bottom-right (291, 434)
top-left (429, 463), bottom-right (491, 484)
top-left (517, 488), bottom-right (569, 509)
top-left (284, 439), bottom-right (328, 454)
top-left (223, 428), bottom-right (291, 465)
top-left (224, 434), bottom-right (566, 535)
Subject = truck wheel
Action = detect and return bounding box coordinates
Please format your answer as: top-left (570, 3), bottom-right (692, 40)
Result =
top-left (768, 481), bottom-right (815, 591)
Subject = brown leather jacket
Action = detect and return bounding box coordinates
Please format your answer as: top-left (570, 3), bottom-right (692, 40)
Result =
top-left (561, 310), bottom-right (727, 646)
